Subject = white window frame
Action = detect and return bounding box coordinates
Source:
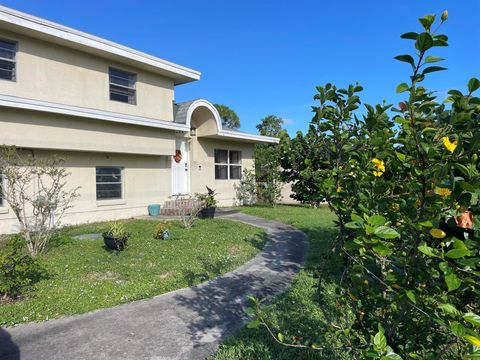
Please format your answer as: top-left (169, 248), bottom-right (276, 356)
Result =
top-left (214, 149), bottom-right (242, 180)
top-left (95, 166), bottom-right (125, 205)
top-left (108, 67), bottom-right (136, 105)
top-left (0, 38), bottom-right (17, 82)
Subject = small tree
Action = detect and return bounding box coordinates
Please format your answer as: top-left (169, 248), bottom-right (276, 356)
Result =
top-left (214, 104), bottom-right (241, 129)
top-left (255, 115), bottom-right (285, 206)
top-left (0, 147), bottom-right (79, 257)
top-left (234, 169), bottom-right (257, 205)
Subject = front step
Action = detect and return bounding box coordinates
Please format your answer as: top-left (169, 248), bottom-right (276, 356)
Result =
top-left (160, 199), bottom-right (203, 216)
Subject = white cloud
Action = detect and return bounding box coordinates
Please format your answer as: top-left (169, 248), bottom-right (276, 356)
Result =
top-left (282, 118), bottom-right (295, 125)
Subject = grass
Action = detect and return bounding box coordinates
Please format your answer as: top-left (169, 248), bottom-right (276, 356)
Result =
top-left (212, 205), bottom-right (351, 360)
top-left (0, 218), bottom-right (266, 326)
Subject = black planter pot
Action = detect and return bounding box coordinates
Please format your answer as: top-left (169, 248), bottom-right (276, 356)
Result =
top-left (199, 207), bottom-right (216, 219)
top-left (103, 233), bottom-right (128, 251)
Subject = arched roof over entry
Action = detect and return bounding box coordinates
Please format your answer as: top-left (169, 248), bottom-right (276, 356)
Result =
top-left (173, 99), bottom-right (279, 144)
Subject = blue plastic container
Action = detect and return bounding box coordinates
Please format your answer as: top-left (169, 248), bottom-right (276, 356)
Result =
top-left (148, 204), bottom-right (161, 216)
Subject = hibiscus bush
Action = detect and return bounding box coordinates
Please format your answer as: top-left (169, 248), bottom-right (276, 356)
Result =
top-left (250, 11), bottom-right (480, 358)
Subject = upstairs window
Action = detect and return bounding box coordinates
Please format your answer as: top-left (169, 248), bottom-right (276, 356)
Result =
top-left (109, 68), bottom-right (136, 104)
top-left (214, 150), bottom-right (242, 180)
top-left (0, 39), bottom-right (17, 81)
top-left (96, 167), bottom-right (123, 200)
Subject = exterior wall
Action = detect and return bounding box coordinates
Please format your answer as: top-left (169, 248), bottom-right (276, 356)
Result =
top-left (280, 182), bottom-right (301, 204)
top-left (0, 29), bottom-right (175, 121)
top-left (189, 137), bottom-right (255, 206)
top-left (0, 149), bottom-right (172, 234)
top-left (0, 108), bottom-right (175, 155)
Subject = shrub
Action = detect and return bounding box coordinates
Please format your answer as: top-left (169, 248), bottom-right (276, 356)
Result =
top-left (196, 186), bottom-right (218, 208)
top-left (249, 11), bottom-right (480, 358)
top-left (154, 221), bottom-right (175, 240)
top-left (257, 180), bottom-right (282, 207)
top-left (234, 169), bottom-right (257, 205)
top-left (0, 236), bottom-right (46, 299)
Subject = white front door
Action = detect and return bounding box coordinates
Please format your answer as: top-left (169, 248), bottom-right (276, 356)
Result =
top-left (171, 139), bottom-right (189, 195)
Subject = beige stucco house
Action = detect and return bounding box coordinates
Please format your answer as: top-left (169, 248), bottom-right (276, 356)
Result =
top-left (0, 6), bottom-right (278, 234)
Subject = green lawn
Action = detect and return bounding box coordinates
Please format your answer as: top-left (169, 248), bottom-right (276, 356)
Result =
top-left (212, 205), bottom-right (351, 360)
top-left (0, 218), bottom-right (266, 326)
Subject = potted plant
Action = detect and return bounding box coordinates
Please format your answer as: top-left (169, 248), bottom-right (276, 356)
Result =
top-left (103, 221), bottom-right (129, 251)
top-left (197, 186), bottom-right (217, 219)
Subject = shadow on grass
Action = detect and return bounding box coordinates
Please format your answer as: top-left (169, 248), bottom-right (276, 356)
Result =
top-left (172, 219), bottom-right (314, 357)
top-left (212, 223), bottom-right (350, 359)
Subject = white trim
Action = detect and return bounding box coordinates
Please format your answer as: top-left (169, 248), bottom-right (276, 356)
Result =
top-left (0, 5), bottom-right (201, 84)
top-left (214, 149), bottom-right (242, 180)
top-left (218, 129), bottom-right (279, 144)
top-left (0, 94), bottom-right (189, 131)
top-left (184, 99), bottom-right (279, 144)
top-left (95, 166), bottom-right (125, 205)
top-left (0, 95), bottom-right (278, 143)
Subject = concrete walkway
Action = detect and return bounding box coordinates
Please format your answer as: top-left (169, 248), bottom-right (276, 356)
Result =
top-left (0, 213), bottom-right (308, 360)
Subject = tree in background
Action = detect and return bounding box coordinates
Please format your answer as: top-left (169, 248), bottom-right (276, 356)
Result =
top-left (214, 104), bottom-right (241, 129)
top-left (254, 115), bottom-right (285, 206)
top-left (256, 114), bottom-right (284, 137)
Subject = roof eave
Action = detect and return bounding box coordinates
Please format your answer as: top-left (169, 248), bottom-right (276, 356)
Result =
top-left (0, 5), bottom-right (201, 85)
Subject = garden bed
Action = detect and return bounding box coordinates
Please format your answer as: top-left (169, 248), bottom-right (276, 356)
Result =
top-left (0, 218), bottom-right (266, 326)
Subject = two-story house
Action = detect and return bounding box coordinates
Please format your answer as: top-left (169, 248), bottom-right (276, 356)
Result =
top-left (0, 6), bottom-right (277, 234)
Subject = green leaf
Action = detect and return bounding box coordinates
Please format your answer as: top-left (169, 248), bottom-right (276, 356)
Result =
top-left (422, 66), bottom-right (447, 74)
top-left (445, 248), bottom-right (470, 259)
top-left (394, 55), bottom-right (415, 67)
top-left (425, 56), bottom-right (445, 63)
top-left (438, 303), bottom-right (461, 316)
top-left (418, 244), bottom-right (437, 257)
top-left (464, 312), bottom-right (480, 327)
top-left (400, 32), bottom-right (418, 40)
top-left (375, 226), bottom-right (400, 239)
top-left (345, 221), bottom-right (363, 229)
top-left (373, 242), bottom-right (393, 257)
top-left (369, 215), bottom-right (387, 227)
top-left (448, 89), bottom-right (463, 97)
top-left (449, 321), bottom-right (467, 337)
top-left (396, 83), bottom-right (410, 93)
top-left (247, 319), bottom-right (261, 329)
top-left (405, 290), bottom-right (416, 304)
top-left (373, 325), bottom-right (387, 351)
top-left (419, 220), bottom-right (434, 228)
top-left (395, 152), bottom-right (406, 162)
top-left (419, 14), bottom-right (435, 31)
top-left (416, 32), bottom-right (434, 52)
top-left (382, 352), bottom-right (403, 360)
top-left (277, 332), bottom-right (285, 342)
top-left (445, 273), bottom-right (461, 291)
top-left (468, 78), bottom-right (480, 94)
top-left (351, 213), bottom-right (364, 223)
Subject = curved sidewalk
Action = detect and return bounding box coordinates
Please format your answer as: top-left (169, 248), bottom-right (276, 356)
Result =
top-left (0, 212), bottom-right (308, 360)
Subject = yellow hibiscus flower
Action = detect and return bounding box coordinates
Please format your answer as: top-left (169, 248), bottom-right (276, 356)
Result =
top-left (372, 158), bottom-right (385, 176)
top-left (434, 187), bottom-right (452, 197)
top-left (442, 136), bottom-right (457, 153)
top-left (430, 228), bottom-right (446, 239)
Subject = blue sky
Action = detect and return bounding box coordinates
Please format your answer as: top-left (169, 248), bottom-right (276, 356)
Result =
top-left (1, 0), bottom-right (479, 135)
